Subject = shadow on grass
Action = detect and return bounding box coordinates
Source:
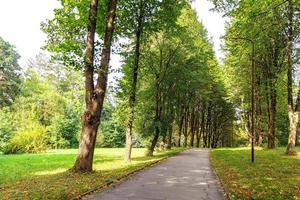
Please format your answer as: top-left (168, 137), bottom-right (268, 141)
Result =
top-left (93, 156), bottom-right (121, 164)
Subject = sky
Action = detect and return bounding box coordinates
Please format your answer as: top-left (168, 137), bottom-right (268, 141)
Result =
top-left (0, 0), bottom-right (226, 68)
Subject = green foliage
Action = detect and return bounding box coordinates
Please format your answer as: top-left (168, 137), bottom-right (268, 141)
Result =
top-left (97, 99), bottom-right (126, 148)
top-left (221, 0), bottom-right (300, 147)
top-left (0, 37), bottom-right (21, 107)
top-left (118, 4), bottom-right (236, 148)
top-left (0, 54), bottom-right (84, 154)
top-left (97, 120), bottom-right (125, 148)
top-left (3, 122), bottom-right (47, 154)
top-left (41, 0), bottom-right (107, 69)
top-left (0, 108), bottom-right (15, 151)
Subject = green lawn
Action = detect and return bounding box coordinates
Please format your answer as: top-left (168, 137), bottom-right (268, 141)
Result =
top-left (211, 147), bottom-right (300, 200)
top-left (0, 147), bottom-right (185, 200)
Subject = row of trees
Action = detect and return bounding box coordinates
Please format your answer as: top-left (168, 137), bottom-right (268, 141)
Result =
top-left (118, 5), bottom-right (236, 156)
top-left (39, 0), bottom-right (236, 172)
top-left (213, 0), bottom-right (300, 154)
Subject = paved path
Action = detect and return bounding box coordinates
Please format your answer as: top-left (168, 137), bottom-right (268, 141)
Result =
top-left (86, 149), bottom-right (225, 200)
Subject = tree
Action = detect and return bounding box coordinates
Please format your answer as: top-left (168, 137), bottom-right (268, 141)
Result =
top-left (219, 0), bottom-right (300, 154)
top-left (73, 0), bottom-right (117, 172)
top-left (118, 0), bottom-right (185, 162)
top-left (0, 37), bottom-right (21, 107)
top-left (285, 0), bottom-right (300, 155)
top-left (43, 0), bottom-right (118, 172)
top-left (119, 0), bottom-right (158, 162)
top-left (120, 3), bottom-right (236, 155)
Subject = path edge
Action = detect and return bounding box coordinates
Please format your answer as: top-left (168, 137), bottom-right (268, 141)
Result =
top-left (209, 150), bottom-right (231, 200)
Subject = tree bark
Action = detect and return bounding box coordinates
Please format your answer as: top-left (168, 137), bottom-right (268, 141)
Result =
top-left (189, 108), bottom-right (195, 147)
top-left (125, 23), bottom-right (143, 163)
top-left (183, 109), bottom-right (189, 147)
top-left (203, 104), bottom-right (211, 148)
top-left (177, 114), bottom-right (184, 147)
top-left (287, 109), bottom-right (298, 155)
top-left (73, 0), bottom-right (117, 172)
top-left (148, 125), bottom-right (160, 156)
top-left (147, 80), bottom-right (162, 156)
top-left (166, 125), bottom-right (173, 149)
top-left (286, 0), bottom-right (297, 155)
top-left (195, 109), bottom-right (201, 148)
top-left (125, 1), bottom-right (146, 163)
top-left (268, 84), bottom-right (277, 149)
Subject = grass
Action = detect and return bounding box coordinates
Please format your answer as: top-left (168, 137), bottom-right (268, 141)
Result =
top-left (0, 147), bottom-right (185, 200)
top-left (210, 147), bottom-right (300, 200)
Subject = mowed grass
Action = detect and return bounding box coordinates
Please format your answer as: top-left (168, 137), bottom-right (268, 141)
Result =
top-left (210, 147), bottom-right (300, 200)
top-left (0, 147), bottom-right (185, 200)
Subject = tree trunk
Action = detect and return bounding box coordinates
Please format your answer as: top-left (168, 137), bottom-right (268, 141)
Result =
top-left (166, 125), bottom-right (173, 149)
top-left (148, 125), bottom-right (160, 156)
top-left (256, 74), bottom-right (263, 146)
top-left (203, 104), bottom-right (211, 148)
top-left (73, 0), bottom-right (99, 173)
top-left (125, 18), bottom-right (143, 163)
top-left (195, 112), bottom-right (201, 148)
top-left (287, 109), bottom-right (298, 155)
top-left (124, 124), bottom-right (133, 162)
top-left (189, 108), bottom-right (195, 147)
top-left (148, 80), bottom-right (162, 156)
top-left (183, 135), bottom-right (188, 147)
top-left (198, 104), bottom-right (205, 148)
top-left (286, 0), bottom-right (297, 155)
top-left (73, 0), bottom-right (117, 172)
top-left (177, 114), bottom-right (184, 147)
top-left (196, 131), bottom-right (200, 148)
top-left (268, 84), bottom-right (276, 149)
top-left (183, 110), bottom-right (188, 147)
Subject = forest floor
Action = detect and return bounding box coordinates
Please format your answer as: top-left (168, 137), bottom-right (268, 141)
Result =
top-left (0, 147), bottom-right (185, 200)
top-left (85, 149), bottom-right (224, 200)
top-left (211, 147), bottom-right (300, 200)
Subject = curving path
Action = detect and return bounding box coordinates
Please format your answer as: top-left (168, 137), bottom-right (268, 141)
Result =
top-left (86, 149), bottom-right (225, 200)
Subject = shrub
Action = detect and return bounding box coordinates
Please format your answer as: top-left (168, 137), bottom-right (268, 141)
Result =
top-left (97, 120), bottom-right (125, 148)
top-left (3, 123), bottom-right (47, 154)
top-left (48, 113), bottom-right (80, 149)
top-left (0, 109), bottom-right (15, 151)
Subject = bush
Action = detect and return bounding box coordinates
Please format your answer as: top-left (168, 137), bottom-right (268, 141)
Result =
top-left (0, 109), bottom-right (15, 151)
top-left (48, 112), bottom-right (80, 149)
top-left (97, 120), bottom-right (125, 148)
top-left (3, 123), bottom-right (47, 154)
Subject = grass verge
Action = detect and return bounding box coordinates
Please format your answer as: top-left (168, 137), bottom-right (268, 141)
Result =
top-left (210, 147), bottom-right (300, 200)
top-left (0, 147), bottom-right (185, 200)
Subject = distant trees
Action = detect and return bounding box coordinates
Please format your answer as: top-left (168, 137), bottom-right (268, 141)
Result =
top-left (217, 0), bottom-right (300, 153)
top-left (0, 53), bottom-right (84, 154)
top-left (0, 37), bottom-right (21, 108)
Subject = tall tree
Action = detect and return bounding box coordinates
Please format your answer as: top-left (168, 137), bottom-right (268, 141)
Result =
top-left (73, 0), bottom-right (117, 172)
top-left (119, 0), bottom-right (185, 161)
top-left (0, 37), bottom-right (21, 107)
top-left (119, 0), bottom-right (155, 162)
top-left (285, 0), bottom-right (299, 155)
